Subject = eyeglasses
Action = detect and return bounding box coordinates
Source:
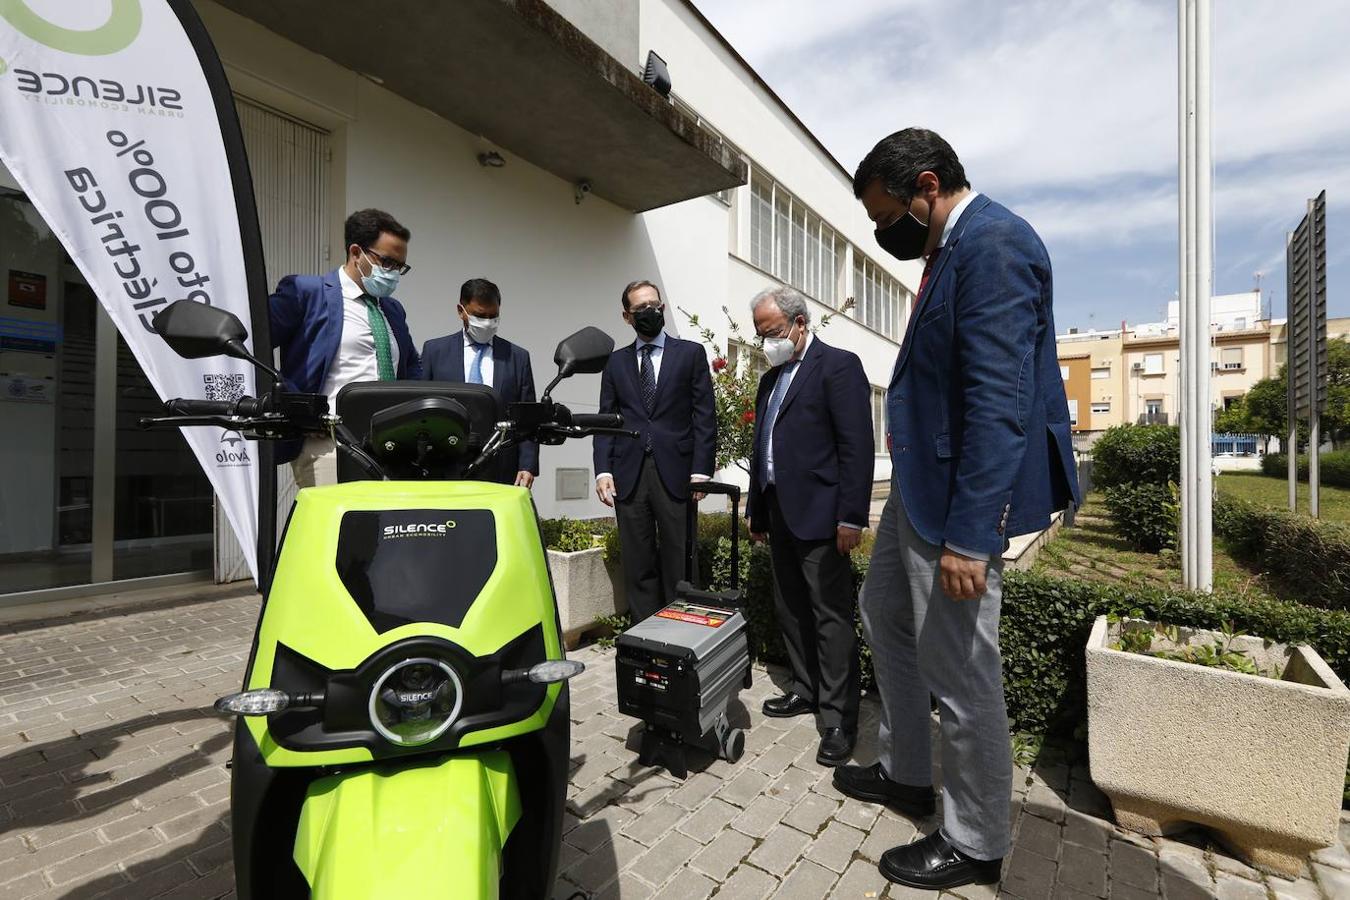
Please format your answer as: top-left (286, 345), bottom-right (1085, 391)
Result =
top-left (363, 249), bottom-right (412, 276)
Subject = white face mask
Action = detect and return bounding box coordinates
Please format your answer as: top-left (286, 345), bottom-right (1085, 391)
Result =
top-left (762, 321), bottom-right (800, 368)
top-left (464, 314), bottom-right (499, 345)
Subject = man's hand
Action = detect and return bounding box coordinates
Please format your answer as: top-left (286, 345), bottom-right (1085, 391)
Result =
top-left (514, 471), bottom-right (535, 489)
top-left (939, 548), bottom-right (988, 601)
top-left (595, 475), bottom-right (616, 507)
top-left (691, 475), bottom-right (710, 503)
top-left (836, 526), bottom-right (863, 556)
top-left (749, 531), bottom-right (768, 544)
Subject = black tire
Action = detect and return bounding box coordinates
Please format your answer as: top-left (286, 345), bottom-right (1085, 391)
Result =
top-left (722, 728), bottom-right (746, 764)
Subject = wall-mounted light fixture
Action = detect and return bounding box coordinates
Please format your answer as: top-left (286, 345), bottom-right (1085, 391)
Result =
top-left (477, 151), bottom-right (505, 168)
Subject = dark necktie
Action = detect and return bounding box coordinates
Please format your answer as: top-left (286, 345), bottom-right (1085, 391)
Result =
top-left (919, 246), bottom-right (942, 298)
top-left (639, 344), bottom-right (656, 452)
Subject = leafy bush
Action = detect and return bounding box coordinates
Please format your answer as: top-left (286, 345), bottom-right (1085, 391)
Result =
top-left (1261, 451), bottom-right (1350, 489)
top-left (1213, 496), bottom-right (1350, 612)
top-left (1103, 482), bottom-right (1179, 552)
top-left (999, 571), bottom-right (1350, 735)
top-left (1091, 425), bottom-right (1181, 489)
top-left (595, 511), bottom-right (1350, 743)
top-left (539, 517), bottom-right (612, 553)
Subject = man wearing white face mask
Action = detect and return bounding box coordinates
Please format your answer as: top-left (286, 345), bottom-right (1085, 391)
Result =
top-left (421, 278), bottom-right (538, 487)
top-left (269, 208), bottom-right (421, 487)
top-left (747, 286), bottom-right (874, 767)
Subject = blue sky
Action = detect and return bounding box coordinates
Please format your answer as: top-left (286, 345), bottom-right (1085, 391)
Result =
top-left (693, 0), bottom-right (1350, 331)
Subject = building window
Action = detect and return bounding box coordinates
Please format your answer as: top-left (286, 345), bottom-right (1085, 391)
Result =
top-left (1221, 347), bottom-right (1243, 370)
top-left (1091, 402), bottom-right (1111, 414)
top-left (1068, 399), bottom-right (1080, 426)
top-left (872, 387), bottom-right (887, 451)
top-left (853, 253), bottom-right (909, 339)
top-left (1091, 366), bottom-right (1110, 379)
top-left (727, 340), bottom-right (769, 384)
top-left (1060, 365), bottom-right (1071, 380)
top-left (746, 168), bottom-right (844, 307)
top-left (1143, 353), bottom-right (1164, 375)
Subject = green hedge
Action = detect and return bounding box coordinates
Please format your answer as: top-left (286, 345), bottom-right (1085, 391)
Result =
top-left (1213, 496), bottom-right (1350, 612)
top-left (1262, 451), bottom-right (1350, 489)
top-left (540, 516), bottom-right (613, 553)
top-left (567, 510), bottom-right (1350, 736)
top-left (1092, 424), bottom-right (1181, 489)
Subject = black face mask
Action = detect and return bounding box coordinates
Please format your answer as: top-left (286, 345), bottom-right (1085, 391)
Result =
top-left (631, 306), bottom-right (664, 339)
top-left (875, 210), bottom-right (931, 261)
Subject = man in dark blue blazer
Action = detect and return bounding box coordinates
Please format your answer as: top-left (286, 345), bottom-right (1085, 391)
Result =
top-left (833, 129), bottom-right (1080, 893)
top-left (746, 286), bottom-right (874, 768)
top-left (594, 280), bottom-right (716, 621)
top-left (268, 209), bottom-right (420, 486)
top-left (420, 278), bottom-right (537, 487)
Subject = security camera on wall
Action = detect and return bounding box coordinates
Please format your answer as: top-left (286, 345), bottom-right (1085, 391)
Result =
top-left (574, 179), bottom-right (592, 205)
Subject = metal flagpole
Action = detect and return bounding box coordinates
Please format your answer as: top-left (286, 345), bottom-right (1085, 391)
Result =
top-left (1179, 0), bottom-right (1213, 591)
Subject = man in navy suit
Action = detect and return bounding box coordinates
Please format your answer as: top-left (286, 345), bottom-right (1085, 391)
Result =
top-left (420, 278), bottom-right (538, 487)
top-left (833, 129), bottom-right (1080, 892)
top-left (747, 286), bottom-right (873, 768)
top-left (268, 209), bottom-right (421, 487)
top-left (594, 281), bottom-right (716, 622)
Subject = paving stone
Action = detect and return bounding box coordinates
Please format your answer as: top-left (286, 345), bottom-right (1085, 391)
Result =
top-left (1062, 809), bottom-right (1113, 853)
top-left (689, 828), bottom-right (755, 881)
top-left (1267, 874), bottom-right (1325, 900)
top-left (1108, 881), bottom-right (1162, 900)
top-left (857, 812), bottom-right (919, 864)
top-left (1212, 872), bottom-right (1271, 900)
top-left (1056, 840), bottom-right (1108, 897)
top-left (564, 834), bottom-right (647, 893)
top-left (1310, 840), bottom-right (1350, 870)
top-left (718, 768), bottom-right (771, 808)
top-left (751, 740), bottom-right (804, 778)
top-left (1211, 851), bottom-right (1263, 881)
top-left (1052, 887), bottom-right (1101, 900)
top-left (666, 773), bottom-right (722, 811)
top-left (649, 866), bottom-right (715, 900)
top-left (1026, 782), bottom-right (1067, 824)
top-left (805, 821), bottom-right (866, 874)
top-left (620, 800), bottom-right (686, 847)
top-left (766, 765), bottom-right (818, 804)
top-left (828, 856), bottom-right (888, 898)
top-left (776, 859), bottom-right (839, 897)
top-left (676, 798), bottom-right (739, 844)
top-left (833, 794), bottom-right (883, 832)
top-left (1160, 869), bottom-right (1219, 900)
top-left (731, 795), bottom-right (792, 840)
top-left (781, 791), bottom-right (839, 836)
top-left (947, 878), bottom-right (999, 900)
top-left (592, 870), bottom-right (656, 900)
top-left (747, 823), bottom-right (812, 876)
top-left (568, 805), bottom-right (638, 852)
top-left (1108, 838), bottom-right (1160, 891)
top-left (1002, 847), bottom-right (1057, 899)
top-left (711, 864), bottom-right (779, 900)
top-left (1018, 813), bottom-right (1063, 861)
top-left (1313, 862), bottom-right (1350, 898)
top-left (629, 830), bottom-right (702, 887)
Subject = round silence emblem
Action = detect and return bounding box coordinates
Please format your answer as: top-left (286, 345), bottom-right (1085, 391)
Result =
top-left (0, 0), bottom-right (142, 56)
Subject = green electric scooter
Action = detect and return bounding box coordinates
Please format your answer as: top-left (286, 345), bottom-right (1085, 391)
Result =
top-left (141, 299), bottom-right (632, 899)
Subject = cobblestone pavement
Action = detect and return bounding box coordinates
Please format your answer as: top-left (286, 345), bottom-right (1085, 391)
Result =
top-left (2, 590), bottom-right (1348, 899)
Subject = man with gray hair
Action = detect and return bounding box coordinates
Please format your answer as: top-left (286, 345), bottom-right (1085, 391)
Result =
top-left (747, 286), bottom-right (874, 766)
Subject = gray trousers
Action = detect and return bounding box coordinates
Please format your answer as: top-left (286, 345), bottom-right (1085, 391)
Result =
top-left (859, 490), bottom-right (1011, 861)
top-left (766, 489), bottom-right (860, 731)
top-left (615, 457), bottom-right (688, 622)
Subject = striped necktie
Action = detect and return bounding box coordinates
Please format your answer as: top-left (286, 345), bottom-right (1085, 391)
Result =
top-left (757, 362), bottom-right (795, 483)
top-left (362, 296), bottom-right (396, 381)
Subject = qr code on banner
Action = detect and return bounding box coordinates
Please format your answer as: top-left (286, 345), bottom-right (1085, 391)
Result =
top-left (203, 373), bottom-right (246, 402)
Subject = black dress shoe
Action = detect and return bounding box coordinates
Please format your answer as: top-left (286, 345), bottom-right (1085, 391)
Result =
top-left (833, 763), bottom-right (936, 818)
top-left (816, 727), bottom-right (855, 766)
top-left (879, 830), bottom-right (1003, 890)
top-left (762, 692), bottom-right (815, 718)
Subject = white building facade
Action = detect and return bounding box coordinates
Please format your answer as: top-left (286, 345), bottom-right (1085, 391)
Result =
top-left (0, 0), bottom-right (917, 600)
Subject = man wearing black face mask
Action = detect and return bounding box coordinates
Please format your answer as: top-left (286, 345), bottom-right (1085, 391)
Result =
top-left (594, 280), bottom-right (717, 621)
top-left (833, 129), bottom-right (1080, 892)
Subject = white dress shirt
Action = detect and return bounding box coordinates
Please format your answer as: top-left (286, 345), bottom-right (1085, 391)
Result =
top-left (765, 333), bottom-right (812, 485)
top-left (463, 333), bottom-right (495, 387)
top-left (320, 266), bottom-right (400, 412)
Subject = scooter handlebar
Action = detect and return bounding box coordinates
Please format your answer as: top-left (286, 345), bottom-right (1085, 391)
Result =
top-left (571, 413), bottom-right (625, 429)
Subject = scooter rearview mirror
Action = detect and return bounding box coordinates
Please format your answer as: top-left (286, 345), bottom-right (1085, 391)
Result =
top-left (152, 299), bottom-right (285, 385)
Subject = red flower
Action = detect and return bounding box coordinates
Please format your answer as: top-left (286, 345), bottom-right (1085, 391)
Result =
top-left (741, 409), bottom-right (755, 424)
top-left (712, 356), bottom-right (728, 372)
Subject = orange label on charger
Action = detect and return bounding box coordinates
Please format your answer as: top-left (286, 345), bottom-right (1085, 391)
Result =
top-left (655, 601), bottom-right (731, 627)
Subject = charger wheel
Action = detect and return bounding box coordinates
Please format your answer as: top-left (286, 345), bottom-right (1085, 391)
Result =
top-left (721, 728), bottom-right (746, 763)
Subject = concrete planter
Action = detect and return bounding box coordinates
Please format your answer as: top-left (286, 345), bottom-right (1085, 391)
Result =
top-left (547, 547), bottom-right (625, 649)
top-left (1086, 615), bottom-right (1350, 876)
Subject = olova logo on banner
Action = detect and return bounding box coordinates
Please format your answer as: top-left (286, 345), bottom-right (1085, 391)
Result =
top-left (0, 1), bottom-right (142, 55)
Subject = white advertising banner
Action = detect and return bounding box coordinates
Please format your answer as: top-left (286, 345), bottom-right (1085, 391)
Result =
top-left (0, 0), bottom-right (265, 581)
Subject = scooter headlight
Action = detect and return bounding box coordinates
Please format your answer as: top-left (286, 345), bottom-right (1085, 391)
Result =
top-left (368, 657), bottom-right (464, 747)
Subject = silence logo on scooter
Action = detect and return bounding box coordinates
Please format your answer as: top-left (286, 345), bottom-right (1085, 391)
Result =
top-left (382, 519), bottom-right (458, 540)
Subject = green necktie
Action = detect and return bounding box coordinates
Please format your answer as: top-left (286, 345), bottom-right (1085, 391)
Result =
top-left (363, 296), bottom-right (396, 381)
